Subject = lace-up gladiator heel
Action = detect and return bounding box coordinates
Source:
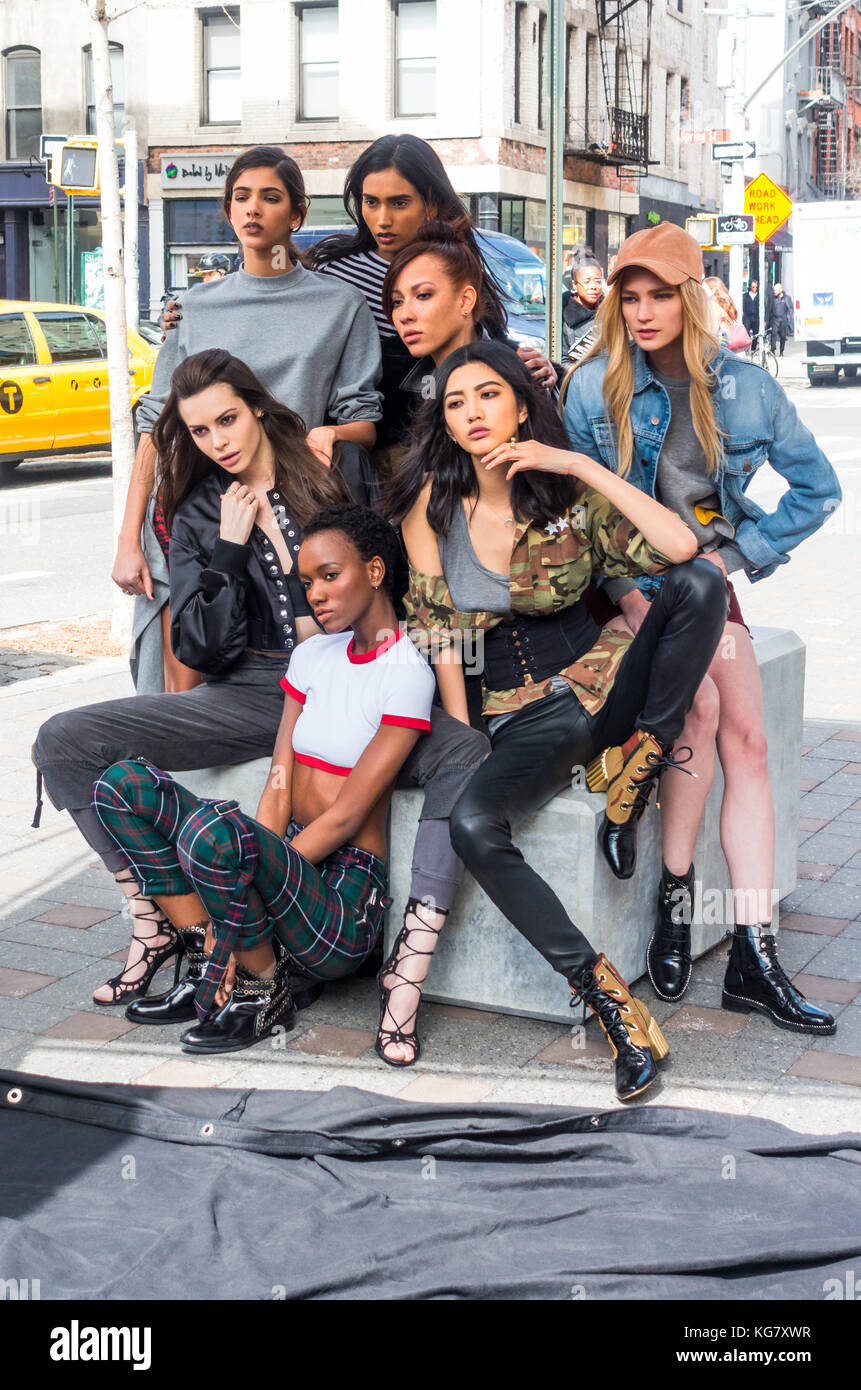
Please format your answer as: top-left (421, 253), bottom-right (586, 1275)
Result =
top-left (647, 863), bottom-right (695, 1001)
top-left (586, 732), bottom-right (696, 880)
top-left (375, 898), bottom-right (445, 1068)
top-left (571, 954), bottom-right (669, 1101)
top-left (92, 869), bottom-right (183, 1006)
top-left (125, 920), bottom-right (209, 1025)
top-left (722, 924), bottom-right (836, 1035)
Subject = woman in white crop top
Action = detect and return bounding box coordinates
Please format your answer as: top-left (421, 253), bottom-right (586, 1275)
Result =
top-left (93, 505), bottom-right (434, 1056)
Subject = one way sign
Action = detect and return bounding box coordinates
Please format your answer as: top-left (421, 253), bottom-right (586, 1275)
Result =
top-left (711, 140), bottom-right (757, 162)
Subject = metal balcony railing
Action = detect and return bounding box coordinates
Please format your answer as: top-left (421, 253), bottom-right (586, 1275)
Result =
top-left (608, 107), bottom-right (649, 165)
top-left (799, 64), bottom-right (846, 108)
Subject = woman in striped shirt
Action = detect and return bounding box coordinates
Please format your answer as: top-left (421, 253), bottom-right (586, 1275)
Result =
top-left (310, 134), bottom-right (556, 473)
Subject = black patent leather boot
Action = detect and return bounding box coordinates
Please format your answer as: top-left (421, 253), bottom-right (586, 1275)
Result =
top-left (571, 954), bottom-right (669, 1101)
top-left (125, 921), bottom-right (207, 1025)
top-left (647, 864), bottom-right (695, 1001)
top-left (180, 952), bottom-right (297, 1054)
top-left (722, 925), bottom-right (836, 1035)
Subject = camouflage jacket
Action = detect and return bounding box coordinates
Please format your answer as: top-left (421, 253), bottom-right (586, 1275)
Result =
top-left (404, 487), bottom-right (673, 717)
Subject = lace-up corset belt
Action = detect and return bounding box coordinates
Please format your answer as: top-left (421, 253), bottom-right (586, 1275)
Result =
top-left (482, 603), bottom-right (600, 692)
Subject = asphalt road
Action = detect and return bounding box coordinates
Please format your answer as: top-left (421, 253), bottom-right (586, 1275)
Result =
top-left (1, 351), bottom-right (859, 717)
top-left (0, 453), bottom-right (115, 630)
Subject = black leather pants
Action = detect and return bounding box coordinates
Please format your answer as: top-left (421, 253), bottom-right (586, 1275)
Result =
top-left (450, 559), bottom-right (728, 980)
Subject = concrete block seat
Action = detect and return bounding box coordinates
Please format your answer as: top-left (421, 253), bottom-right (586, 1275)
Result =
top-left (172, 626), bottom-right (803, 1025)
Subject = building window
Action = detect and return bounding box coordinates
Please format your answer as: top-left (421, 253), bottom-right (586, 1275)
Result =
top-left (665, 72), bottom-right (674, 165)
top-left (538, 10), bottom-right (547, 130)
top-left (202, 8), bottom-right (241, 124)
top-left (298, 4), bottom-right (338, 120)
top-left (4, 47), bottom-right (42, 160)
top-left (679, 76), bottom-right (690, 123)
top-left (514, 3), bottom-right (526, 125)
top-left (395, 1), bottom-right (436, 117)
top-left (564, 25), bottom-right (573, 137)
top-left (84, 43), bottom-right (124, 136)
top-left (607, 213), bottom-right (631, 275)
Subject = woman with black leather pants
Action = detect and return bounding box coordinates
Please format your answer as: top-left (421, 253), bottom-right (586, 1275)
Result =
top-left (386, 342), bottom-right (728, 1101)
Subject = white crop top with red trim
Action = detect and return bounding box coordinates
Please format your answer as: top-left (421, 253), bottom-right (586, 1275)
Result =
top-left (280, 627), bottom-right (434, 777)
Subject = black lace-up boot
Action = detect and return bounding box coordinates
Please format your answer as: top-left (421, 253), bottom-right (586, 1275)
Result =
top-left (125, 921), bottom-right (208, 1025)
top-left (587, 732), bottom-right (696, 880)
top-left (570, 954), bottom-right (669, 1101)
top-left (647, 863), bottom-right (695, 1001)
top-left (722, 924), bottom-right (836, 1035)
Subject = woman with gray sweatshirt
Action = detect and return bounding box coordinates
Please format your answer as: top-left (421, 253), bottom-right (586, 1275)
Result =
top-left (116, 146), bottom-right (383, 692)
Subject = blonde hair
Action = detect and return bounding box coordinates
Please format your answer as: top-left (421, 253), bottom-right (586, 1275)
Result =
top-left (565, 274), bottom-right (724, 477)
top-left (704, 276), bottom-right (738, 322)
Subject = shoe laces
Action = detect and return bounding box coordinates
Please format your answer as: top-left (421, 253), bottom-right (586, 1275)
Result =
top-left (758, 932), bottom-right (803, 996)
top-left (570, 969), bottom-right (632, 1050)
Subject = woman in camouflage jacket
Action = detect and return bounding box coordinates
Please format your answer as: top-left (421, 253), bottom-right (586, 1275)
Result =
top-left (382, 341), bottom-right (729, 1102)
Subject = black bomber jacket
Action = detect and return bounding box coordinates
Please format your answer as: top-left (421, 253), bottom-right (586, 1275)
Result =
top-left (168, 470), bottom-right (313, 677)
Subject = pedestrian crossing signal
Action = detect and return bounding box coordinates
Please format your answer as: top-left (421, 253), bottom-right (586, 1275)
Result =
top-left (49, 141), bottom-right (100, 195)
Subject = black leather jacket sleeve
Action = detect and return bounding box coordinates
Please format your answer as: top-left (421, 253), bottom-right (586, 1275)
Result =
top-left (168, 511), bottom-right (250, 675)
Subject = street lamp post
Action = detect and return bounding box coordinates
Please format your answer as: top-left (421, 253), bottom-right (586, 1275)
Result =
top-left (545, 0), bottom-right (565, 362)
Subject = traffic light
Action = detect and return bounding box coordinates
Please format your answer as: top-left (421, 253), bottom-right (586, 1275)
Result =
top-left (49, 141), bottom-right (100, 196)
top-left (685, 216), bottom-right (715, 247)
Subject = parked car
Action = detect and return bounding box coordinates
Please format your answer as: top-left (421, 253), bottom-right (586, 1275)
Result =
top-left (137, 319), bottom-right (164, 347)
top-left (292, 226), bottom-right (548, 350)
top-left (0, 300), bottom-right (157, 479)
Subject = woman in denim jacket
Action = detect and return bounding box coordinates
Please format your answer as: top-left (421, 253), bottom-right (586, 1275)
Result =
top-left (563, 222), bottom-right (841, 1037)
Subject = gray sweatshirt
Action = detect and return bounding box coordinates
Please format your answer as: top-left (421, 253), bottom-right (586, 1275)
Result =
top-left (604, 366), bottom-right (746, 603)
top-left (136, 262), bottom-right (383, 435)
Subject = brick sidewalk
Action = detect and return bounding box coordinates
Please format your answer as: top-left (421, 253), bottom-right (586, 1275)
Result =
top-left (1, 658), bottom-right (859, 1131)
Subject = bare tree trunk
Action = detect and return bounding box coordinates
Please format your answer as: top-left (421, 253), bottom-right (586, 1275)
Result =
top-left (86, 0), bottom-right (135, 646)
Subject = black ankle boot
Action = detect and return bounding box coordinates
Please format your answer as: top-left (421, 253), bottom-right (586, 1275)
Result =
top-left (570, 954), bottom-right (668, 1101)
top-left (589, 734), bottom-right (695, 880)
top-left (722, 925), bottom-right (836, 1035)
top-left (647, 864), bottom-right (694, 1001)
top-left (125, 922), bottom-right (208, 1025)
top-left (180, 953), bottom-right (297, 1054)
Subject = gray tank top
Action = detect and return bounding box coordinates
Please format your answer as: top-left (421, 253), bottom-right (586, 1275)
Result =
top-left (438, 502), bottom-right (511, 614)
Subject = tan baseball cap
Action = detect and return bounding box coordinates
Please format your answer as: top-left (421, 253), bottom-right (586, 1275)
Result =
top-left (607, 222), bottom-right (704, 286)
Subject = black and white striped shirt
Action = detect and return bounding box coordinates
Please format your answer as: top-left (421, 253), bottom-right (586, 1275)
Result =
top-left (317, 248), bottom-right (397, 338)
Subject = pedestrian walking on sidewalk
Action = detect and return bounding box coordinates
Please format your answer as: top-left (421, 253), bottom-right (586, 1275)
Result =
top-left (766, 284), bottom-right (793, 357)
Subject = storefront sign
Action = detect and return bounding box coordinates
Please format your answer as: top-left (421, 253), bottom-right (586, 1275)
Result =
top-left (160, 155), bottom-right (235, 191)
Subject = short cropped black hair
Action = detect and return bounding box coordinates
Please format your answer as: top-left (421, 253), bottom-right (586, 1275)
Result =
top-left (302, 504), bottom-right (400, 599)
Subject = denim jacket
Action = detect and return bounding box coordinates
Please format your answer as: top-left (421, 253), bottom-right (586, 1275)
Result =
top-left (562, 345), bottom-right (842, 587)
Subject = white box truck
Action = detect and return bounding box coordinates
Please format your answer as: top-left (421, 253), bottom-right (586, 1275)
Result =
top-left (792, 201), bottom-right (861, 383)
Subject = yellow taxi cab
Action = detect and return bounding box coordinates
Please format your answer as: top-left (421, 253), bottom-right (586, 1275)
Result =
top-left (0, 300), bottom-right (157, 478)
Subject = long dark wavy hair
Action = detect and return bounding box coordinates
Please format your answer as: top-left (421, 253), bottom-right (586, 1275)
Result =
top-left (221, 146), bottom-right (309, 266)
top-left (309, 133), bottom-right (507, 338)
top-left (384, 342), bottom-right (578, 535)
top-left (152, 349), bottom-right (350, 531)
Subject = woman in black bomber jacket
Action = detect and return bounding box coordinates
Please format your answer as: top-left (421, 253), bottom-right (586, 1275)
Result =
top-left (32, 351), bottom-right (352, 1006)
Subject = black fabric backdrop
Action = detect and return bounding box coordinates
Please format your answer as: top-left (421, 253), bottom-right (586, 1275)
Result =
top-left (1, 1068), bottom-right (860, 1300)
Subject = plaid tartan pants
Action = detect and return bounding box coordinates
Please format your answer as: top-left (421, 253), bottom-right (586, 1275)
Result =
top-left (92, 759), bottom-right (390, 1016)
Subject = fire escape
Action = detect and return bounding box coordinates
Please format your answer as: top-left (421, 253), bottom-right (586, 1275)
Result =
top-left (567, 0), bottom-right (654, 173)
top-left (798, 4), bottom-right (845, 197)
